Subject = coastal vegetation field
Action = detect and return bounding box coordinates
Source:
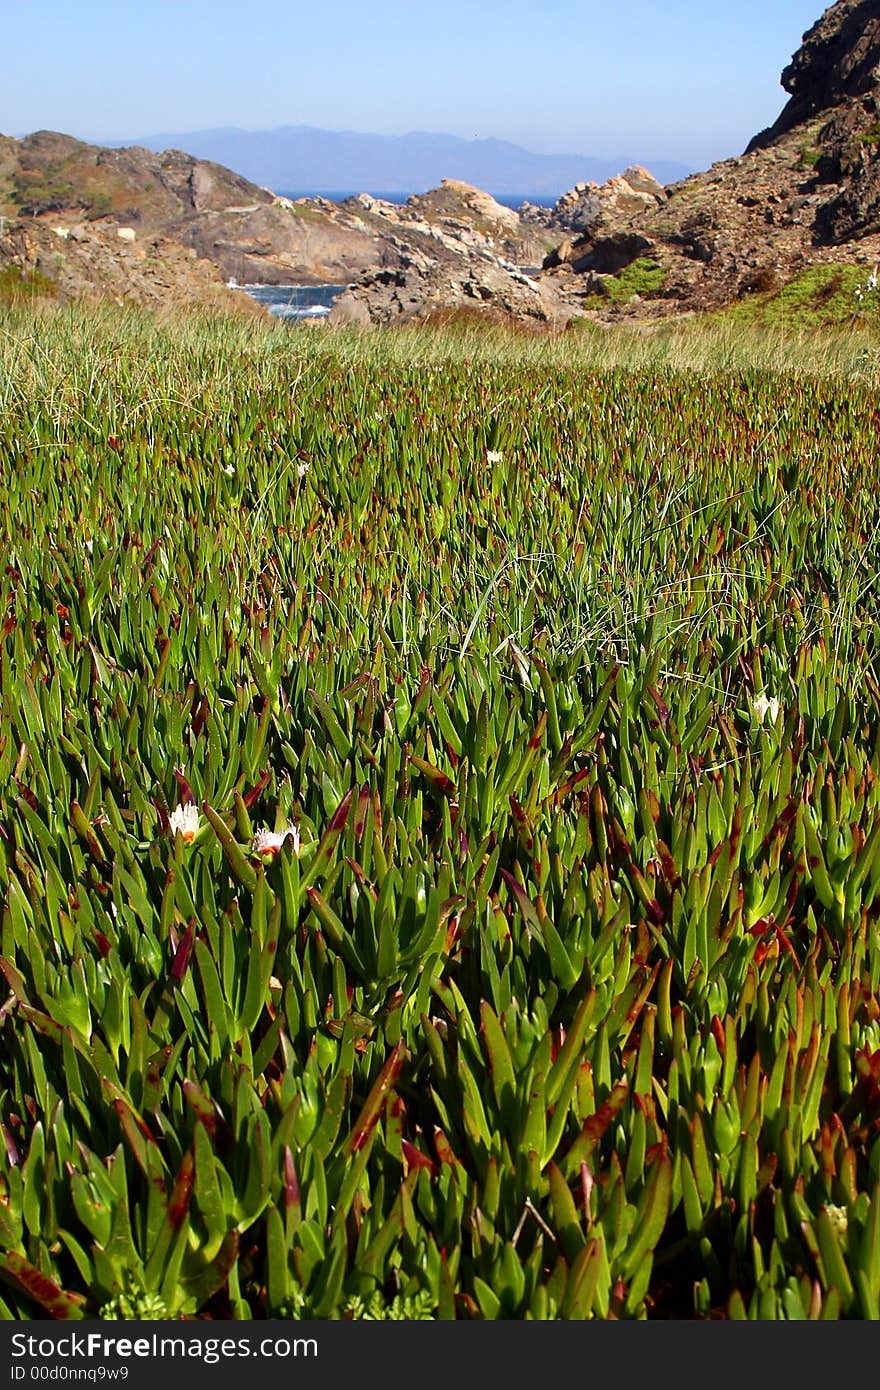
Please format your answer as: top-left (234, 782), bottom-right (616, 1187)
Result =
top-left (3, 303), bottom-right (880, 1319)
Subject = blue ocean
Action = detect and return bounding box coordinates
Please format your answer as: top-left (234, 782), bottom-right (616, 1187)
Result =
top-left (278, 190), bottom-right (558, 210)
top-left (234, 282), bottom-right (349, 320)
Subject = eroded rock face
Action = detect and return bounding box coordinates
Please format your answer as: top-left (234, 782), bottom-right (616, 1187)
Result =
top-left (164, 202), bottom-right (397, 287)
top-left (0, 219), bottom-right (260, 315)
top-left (537, 1), bottom-right (880, 319)
top-left (328, 235), bottom-right (568, 328)
top-left (328, 179), bottom-right (565, 326)
top-left (523, 166), bottom-right (666, 234)
top-left (749, 0), bottom-right (880, 148)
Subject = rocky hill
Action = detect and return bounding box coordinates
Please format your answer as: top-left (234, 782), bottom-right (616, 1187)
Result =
top-left (0, 130), bottom-right (399, 297)
top-left (8, 2), bottom-right (880, 329)
top-left (538, 0), bottom-right (880, 321)
top-left (0, 130), bottom-right (553, 313)
top-left (333, 0), bottom-right (880, 327)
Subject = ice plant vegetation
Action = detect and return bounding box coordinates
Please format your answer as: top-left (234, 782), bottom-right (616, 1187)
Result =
top-left (4, 305), bottom-right (880, 1320)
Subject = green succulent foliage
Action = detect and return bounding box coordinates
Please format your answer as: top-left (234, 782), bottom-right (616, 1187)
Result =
top-left (344, 1291), bottom-right (435, 1320)
top-left (99, 1276), bottom-right (169, 1320)
top-left (2, 304), bottom-right (880, 1320)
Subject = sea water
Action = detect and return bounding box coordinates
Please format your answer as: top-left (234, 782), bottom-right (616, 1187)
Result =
top-left (231, 282), bottom-right (348, 320)
top-left (278, 190), bottom-right (559, 210)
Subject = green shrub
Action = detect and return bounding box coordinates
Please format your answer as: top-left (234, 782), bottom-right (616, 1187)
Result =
top-left (585, 257), bottom-right (667, 307)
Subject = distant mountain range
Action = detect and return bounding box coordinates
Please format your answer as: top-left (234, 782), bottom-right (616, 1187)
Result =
top-left (107, 126), bottom-right (694, 198)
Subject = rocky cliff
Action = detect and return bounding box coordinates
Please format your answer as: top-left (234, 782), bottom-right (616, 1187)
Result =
top-left (334, 0), bottom-right (880, 327)
top-left (538, 0), bottom-right (880, 320)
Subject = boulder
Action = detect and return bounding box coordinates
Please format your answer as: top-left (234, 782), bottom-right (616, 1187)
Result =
top-left (540, 166), bottom-right (666, 233)
top-left (328, 239), bottom-right (572, 327)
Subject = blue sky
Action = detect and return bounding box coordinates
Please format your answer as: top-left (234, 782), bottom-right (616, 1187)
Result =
top-left (2, 0), bottom-right (824, 167)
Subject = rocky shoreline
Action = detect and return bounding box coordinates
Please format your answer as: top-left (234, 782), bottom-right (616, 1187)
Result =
top-left (4, 3), bottom-right (880, 327)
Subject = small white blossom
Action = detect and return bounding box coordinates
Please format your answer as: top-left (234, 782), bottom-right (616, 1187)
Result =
top-left (486, 450), bottom-right (504, 464)
top-left (752, 692), bottom-right (780, 724)
top-left (824, 1204), bottom-right (848, 1237)
top-left (856, 266), bottom-right (879, 305)
top-left (297, 461), bottom-right (311, 479)
top-left (251, 824), bottom-right (301, 860)
top-left (168, 802), bottom-right (200, 843)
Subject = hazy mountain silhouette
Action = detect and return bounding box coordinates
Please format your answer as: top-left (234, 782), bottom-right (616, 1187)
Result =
top-left (109, 125), bottom-right (693, 196)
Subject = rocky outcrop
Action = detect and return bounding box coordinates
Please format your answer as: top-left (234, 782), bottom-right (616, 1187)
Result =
top-left (165, 179), bottom-right (553, 289)
top-left (328, 179), bottom-right (564, 326)
top-left (163, 201), bottom-right (394, 286)
top-left (521, 166), bottom-right (666, 233)
top-left (749, 0), bottom-right (880, 148)
top-left (329, 180), bottom-right (569, 326)
top-left (537, 1), bottom-right (880, 319)
top-left (0, 219), bottom-right (261, 315)
top-left (401, 180), bottom-right (548, 261)
top-left (328, 241), bottom-right (567, 327)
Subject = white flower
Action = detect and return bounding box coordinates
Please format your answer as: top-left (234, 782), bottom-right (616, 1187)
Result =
top-left (752, 692), bottom-right (780, 724)
top-left (297, 461), bottom-right (311, 479)
top-left (251, 824), bottom-right (301, 860)
top-left (824, 1204), bottom-right (848, 1237)
top-left (486, 450), bottom-right (504, 464)
top-left (168, 802), bottom-right (200, 843)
